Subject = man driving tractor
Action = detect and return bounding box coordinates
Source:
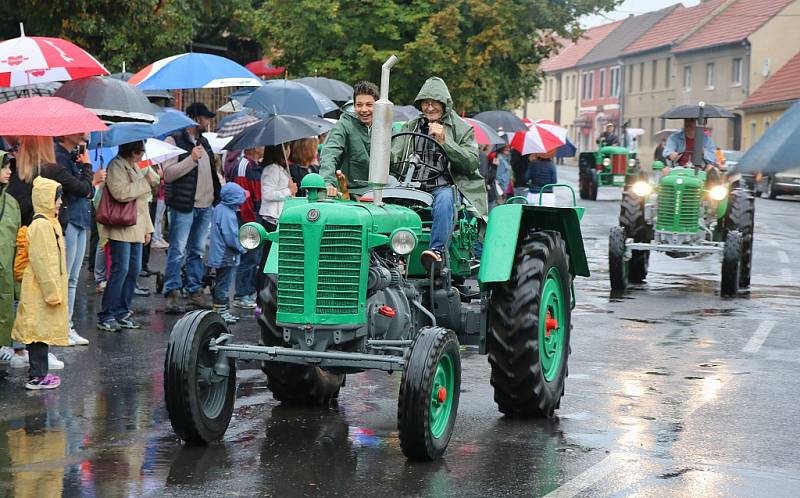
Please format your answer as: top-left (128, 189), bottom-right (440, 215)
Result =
top-left (662, 117), bottom-right (718, 175)
top-left (391, 77), bottom-right (487, 271)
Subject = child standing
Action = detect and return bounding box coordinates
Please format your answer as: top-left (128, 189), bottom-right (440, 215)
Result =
top-left (12, 177), bottom-right (69, 389)
top-left (0, 152), bottom-right (21, 367)
top-left (208, 183), bottom-right (247, 324)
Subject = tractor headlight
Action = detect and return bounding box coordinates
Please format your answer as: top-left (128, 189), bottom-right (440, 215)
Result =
top-left (239, 222), bottom-right (267, 250)
top-left (602, 158), bottom-right (611, 167)
top-left (628, 158), bottom-right (636, 167)
top-left (708, 185), bottom-right (728, 201)
top-left (390, 229), bottom-right (417, 255)
top-left (631, 181), bottom-right (653, 197)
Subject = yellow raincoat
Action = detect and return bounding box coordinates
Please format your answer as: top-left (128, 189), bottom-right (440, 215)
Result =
top-left (11, 177), bottom-right (69, 346)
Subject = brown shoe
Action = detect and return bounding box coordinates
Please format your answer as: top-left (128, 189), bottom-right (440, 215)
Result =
top-left (187, 291), bottom-right (213, 310)
top-left (164, 291), bottom-right (185, 315)
top-left (420, 249), bottom-right (443, 273)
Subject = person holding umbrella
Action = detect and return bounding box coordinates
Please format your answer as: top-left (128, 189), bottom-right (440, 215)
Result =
top-left (162, 103), bottom-right (220, 314)
top-left (663, 118), bottom-right (718, 174)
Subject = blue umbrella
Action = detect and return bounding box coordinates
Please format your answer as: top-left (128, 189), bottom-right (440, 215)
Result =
top-left (88, 108), bottom-right (197, 148)
top-left (244, 80), bottom-right (338, 117)
top-left (555, 137), bottom-right (577, 158)
top-left (128, 53), bottom-right (263, 90)
top-left (89, 146), bottom-right (118, 171)
top-left (734, 100), bottom-right (800, 174)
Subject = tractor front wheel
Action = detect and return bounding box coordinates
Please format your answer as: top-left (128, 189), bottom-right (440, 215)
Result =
top-left (258, 275), bottom-right (344, 406)
top-left (725, 190), bottom-right (755, 288)
top-left (398, 326), bottom-right (461, 460)
top-left (487, 230), bottom-right (571, 417)
top-left (164, 310), bottom-right (237, 444)
top-left (609, 225), bottom-right (628, 292)
top-left (619, 191), bottom-right (651, 282)
top-left (721, 230), bottom-right (742, 297)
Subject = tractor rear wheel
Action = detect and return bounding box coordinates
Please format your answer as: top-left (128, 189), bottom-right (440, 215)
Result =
top-left (579, 168), bottom-right (590, 199)
top-left (721, 230), bottom-right (742, 297)
top-left (609, 225), bottom-right (628, 292)
top-left (619, 191), bottom-right (651, 282)
top-left (164, 310), bottom-right (237, 444)
top-left (257, 275), bottom-right (344, 406)
top-left (487, 230), bottom-right (571, 417)
top-left (588, 169), bottom-right (599, 200)
top-left (725, 190), bottom-right (755, 288)
top-left (398, 326), bottom-right (461, 460)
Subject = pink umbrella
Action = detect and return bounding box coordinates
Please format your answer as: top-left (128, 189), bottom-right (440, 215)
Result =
top-left (0, 25), bottom-right (109, 87)
top-left (0, 96), bottom-right (108, 136)
top-left (511, 119), bottom-right (568, 155)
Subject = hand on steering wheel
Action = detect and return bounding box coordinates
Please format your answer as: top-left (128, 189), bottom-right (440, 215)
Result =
top-left (390, 131), bottom-right (449, 184)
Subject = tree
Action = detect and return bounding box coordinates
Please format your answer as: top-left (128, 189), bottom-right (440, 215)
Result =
top-left (247, 0), bottom-right (620, 111)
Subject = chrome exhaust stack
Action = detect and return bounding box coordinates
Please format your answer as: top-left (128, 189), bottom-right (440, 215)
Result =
top-left (368, 54), bottom-right (398, 206)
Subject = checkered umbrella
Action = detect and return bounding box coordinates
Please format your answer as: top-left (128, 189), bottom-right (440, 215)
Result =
top-left (216, 114), bottom-right (260, 138)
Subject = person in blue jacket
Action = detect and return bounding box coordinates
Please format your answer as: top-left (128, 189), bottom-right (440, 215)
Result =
top-left (208, 183), bottom-right (247, 324)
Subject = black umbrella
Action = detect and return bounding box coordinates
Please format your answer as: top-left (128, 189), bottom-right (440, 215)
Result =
top-left (733, 100), bottom-right (800, 174)
top-left (661, 103), bottom-right (734, 119)
top-left (55, 76), bottom-right (158, 123)
top-left (294, 77), bottom-right (352, 103)
top-left (244, 80), bottom-right (338, 117)
top-left (223, 114), bottom-right (333, 150)
top-left (393, 105), bottom-right (420, 121)
top-left (473, 110), bottom-right (528, 132)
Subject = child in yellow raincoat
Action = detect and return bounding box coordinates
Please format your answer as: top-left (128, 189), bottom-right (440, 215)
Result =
top-left (12, 176), bottom-right (69, 389)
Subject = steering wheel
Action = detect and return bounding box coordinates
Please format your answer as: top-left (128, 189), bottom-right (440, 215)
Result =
top-left (390, 131), bottom-right (449, 184)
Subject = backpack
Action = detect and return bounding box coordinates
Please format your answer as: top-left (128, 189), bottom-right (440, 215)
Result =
top-left (13, 214), bottom-right (47, 282)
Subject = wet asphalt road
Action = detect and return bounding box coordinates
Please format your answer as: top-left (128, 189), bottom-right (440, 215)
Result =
top-left (1, 165), bottom-right (799, 497)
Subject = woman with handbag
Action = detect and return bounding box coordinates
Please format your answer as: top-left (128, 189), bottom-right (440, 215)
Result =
top-left (97, 141), bottom-right (159, 332)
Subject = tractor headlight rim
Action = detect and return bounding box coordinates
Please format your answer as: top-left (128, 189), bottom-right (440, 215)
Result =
top-left (628, 158), bottom-right (636, 167)
top-left (239, 223), bottom-right (264, 250)
top-left (602, 158), bottom-right (611, 167)
top-left (631, 181), bottom-right (653, 197)
top-left (709, 185), bottom-right (728, 201)
top-left (390, 229), bottom-right (417, 255)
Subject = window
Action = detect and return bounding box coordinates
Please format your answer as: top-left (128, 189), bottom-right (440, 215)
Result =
top-left (651, 60), bottom-right (658, 90)
top-left (649, 118), bottom-right (655, 145)
top-left (750, 121), bottom-right (756, 143)
top-left (599, 69), bottom-right (605, 97)
top-left (610, 67), bottom-right (620, 97)
top-left (732, 58), bottom-right (742, 86)
top-left (582, 71), bottom-right (594, 100)
top-left (706, 63), bottom-right (715, 89)
top-left (628, 65), bottom-right (634, 93)
top-left (665, 57), bottom-right (671, 88)
top-left (639, 62), bottom-right (644, 91)
top-left (683, 65), bottom-right (692, 91)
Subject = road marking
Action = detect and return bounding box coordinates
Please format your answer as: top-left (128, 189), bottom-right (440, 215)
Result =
top-left (742, 320), bottom-right (777, 353)
top-left (543, 453), bottom-right (627, 498)
top-left (778, 251), bottom-right (790, 264)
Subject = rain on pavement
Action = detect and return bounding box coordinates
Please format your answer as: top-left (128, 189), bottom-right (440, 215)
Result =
top-left (0, 165), bottom-right (798, 497)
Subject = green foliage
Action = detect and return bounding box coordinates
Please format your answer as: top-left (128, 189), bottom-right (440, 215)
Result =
top-left (247, 0), bottom-right (620, 111)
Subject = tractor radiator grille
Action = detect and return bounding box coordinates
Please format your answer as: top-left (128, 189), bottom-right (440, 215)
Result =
top-left (656, 184), bottom-right (701, 232)
top-left (277, 224), bottom-right (306, 314)
top-left (316, 225), bottom-right (362, 315)
top-left (611, 154), bottom-right (627, 175)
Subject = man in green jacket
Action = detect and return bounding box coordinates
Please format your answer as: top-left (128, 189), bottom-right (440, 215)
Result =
top-left (320, 81), bottom-right (379, 196)
top-left (392, 77), bottom-right (487, 269)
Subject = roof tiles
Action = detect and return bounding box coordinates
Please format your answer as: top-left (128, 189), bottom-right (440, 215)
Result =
top-left (741, 50), bottom-right (800, 108)
top-left (622, 0), bottom-right (726, 55)
top-left (540, 20), bottom-right (623, 72)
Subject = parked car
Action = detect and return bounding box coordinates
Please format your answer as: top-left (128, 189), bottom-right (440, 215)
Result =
top-left (723, 149), bottom-right (769, 196)
top-left (765, 167), bottom-right (800, 199)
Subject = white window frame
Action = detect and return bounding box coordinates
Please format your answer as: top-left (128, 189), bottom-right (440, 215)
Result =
top-left (610, 66), bottom-right (620, 98)
top-left (706, 62), bottom-right (715, 90)
top-left (683, 65), bottom-right (692, 92)
top-left (599, 69), bottom-right (606, 98)
top-left (732, 58), bottom-right (742, 87)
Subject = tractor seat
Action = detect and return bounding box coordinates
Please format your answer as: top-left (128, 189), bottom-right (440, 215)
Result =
top-left (360, 187), bottom-right (434, 207)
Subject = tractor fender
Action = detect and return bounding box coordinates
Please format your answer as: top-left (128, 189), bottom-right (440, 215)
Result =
top-left (478, 203), bottom-right (590, 283)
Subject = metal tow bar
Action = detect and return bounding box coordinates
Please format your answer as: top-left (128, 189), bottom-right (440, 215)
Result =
top-left (210, 343), bottom-right (406, 372)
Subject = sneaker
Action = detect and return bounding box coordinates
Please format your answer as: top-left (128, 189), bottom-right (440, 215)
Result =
top-left (48, 353), bottom-right (64, 370)
top-left (0, 346), bottom-right (14, 363)
top-left (213, 305), bottom-right (240, 324)
top-left (151, 239), bottom-right (169, 249)
top-left (117, 316), bottom-right (142, 329)
top-left (139, 268), bottom-right (155, 278)
top-left (134, 285), bottom-right (151, 297)
top-left (25, 374), bottom-right (61, 390)
top-left (10, 351), bottom-right (29, 368)
top-left (96, 281), bottom-right (107, 294)
top-left (232, 296), bottom-right (256, 309)
top-left (165, 290), bottom-right (185, 314)
top-left (187, 291), bottom-right (213, 310)
top-left (67, 329), bottom-right (90, 346)
top-left (97, 320), bottom-right (121, 332)
top-left (420, 249), bottom-right (443, 272)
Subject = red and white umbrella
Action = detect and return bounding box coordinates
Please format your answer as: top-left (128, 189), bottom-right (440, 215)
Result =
top-left (138, 138), bottom-right (187, 168)
top-left (0, 27), bottom-right (109, 87)
top-left (511, 119), bottom-right (568, 155)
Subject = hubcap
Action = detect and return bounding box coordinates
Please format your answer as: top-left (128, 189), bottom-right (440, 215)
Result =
top-left (539, 267), bottom-right (566, 382)
top-left (430, 352), bottom-right (455, 439)
top-left (197, 334), bottom-right (229, 419)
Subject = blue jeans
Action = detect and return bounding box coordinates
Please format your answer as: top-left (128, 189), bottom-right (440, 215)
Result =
top-left (234, 247), bottom-right (261, 299)
top-left (98, 241), bottom-right (142, 323)
top-left (64, 223), bottom-right (87, 323)
top-left (430, 186), bottom-right (455, 253)
top-left (164, 207), bottom-right (212, 295)
top-left (212, 265), bottom-right (235, 305)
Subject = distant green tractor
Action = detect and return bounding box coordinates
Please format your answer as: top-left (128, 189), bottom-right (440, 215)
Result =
top-left (163, 57), bottom-right (590, 461)
top-left (578, 146), bottom-right (641, 200)
top-left (608, 104), bottom-right (754, 297)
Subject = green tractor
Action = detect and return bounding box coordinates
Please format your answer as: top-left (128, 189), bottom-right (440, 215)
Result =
top-left (578, 145), bottom-right (640, 200)
top-left (608, 103), bottom-right (754, 297)
top-left (163, 57), bottom-right (590, 460)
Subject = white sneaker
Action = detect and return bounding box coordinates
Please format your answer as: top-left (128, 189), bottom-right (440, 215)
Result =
top-left (68, 328), bottom-right (90, 346)
top-left (10, 351), bottom-right (29, 368)
top-left (0, 346), bottom-right (14, 362)
top-left (48, 353), bottom-right (64, 370)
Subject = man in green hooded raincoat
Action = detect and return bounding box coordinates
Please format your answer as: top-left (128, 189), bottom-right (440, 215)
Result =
top-left (391, 77), bottom-right (487, 269)
top-left (0, 151), bottom-right (21, 358)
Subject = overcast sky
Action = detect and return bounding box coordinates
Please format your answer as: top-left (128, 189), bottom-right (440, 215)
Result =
top-left (580, 0), bottom-right (701, 28)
